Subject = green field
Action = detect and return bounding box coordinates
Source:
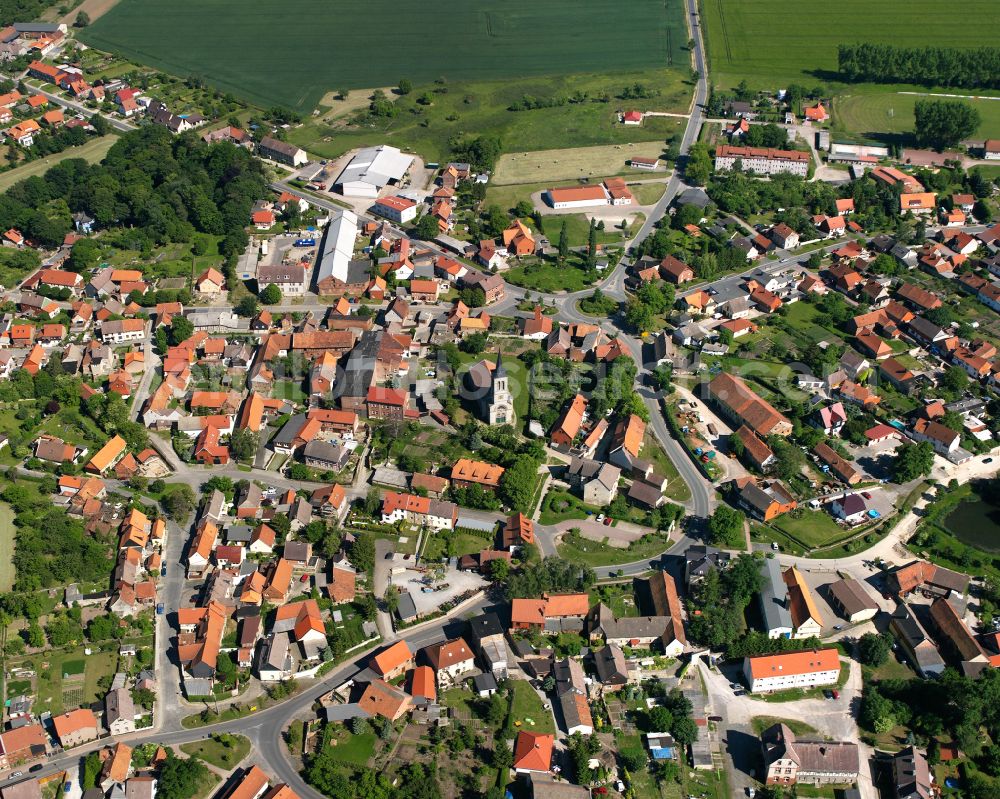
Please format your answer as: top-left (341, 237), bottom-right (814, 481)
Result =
top-left (834, 90), bottom-right (1000, 140)
top-left (83, 0), bottom-right (688, 112)
top-left (0, 502), bottom-right (13, 592)
top-left (702, 0), bottom-right (1000, 89)
top-left (0, 135), bottom-right (117, 193)
top-left (289, 71), bottom-right (690, 163)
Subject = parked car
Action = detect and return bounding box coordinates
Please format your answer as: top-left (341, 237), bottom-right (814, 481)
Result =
top-left (160, 566), bottom-right (166, 576)
top-left (156, 603), bottom-right (164, 615)
top-left (11, 772), bottom-right (22, 779)
top-left (831, 689), bottom-right (840, 699)
top-left (603, 516), bottom-right (613, 526)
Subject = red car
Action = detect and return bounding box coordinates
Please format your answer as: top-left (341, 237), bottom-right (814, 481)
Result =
top-left (603, 517), bottom-right (613, 526)
top-left (831, 689), bottom-right (840, 699)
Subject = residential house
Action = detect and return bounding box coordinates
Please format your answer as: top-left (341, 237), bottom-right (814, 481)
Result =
top-left (743, 648), bottom-right (840, 693)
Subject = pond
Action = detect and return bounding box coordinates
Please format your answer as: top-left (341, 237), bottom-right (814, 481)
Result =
top-left (945, 497), bottom-right (1000, 553)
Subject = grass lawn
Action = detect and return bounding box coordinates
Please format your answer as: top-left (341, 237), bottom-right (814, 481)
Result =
top-left (834, 88), bottom-right (1000, 141)
top-left (493, 141), bottom-right (671, 185)
top-left (272, 379), bottom-right (307, 405)
top-left (422, 530), bottom-right (489, 561)
top-left (505, 258), bottom-right (602, 293)
top-left (325, 734), bottom-right (379, 767)
top-left (750, 716), bottom-right (819, 736)
top-left (509, 680), bottom-right (555, 735)
top-left (180, 735), bottom-right (251, 770)
top-left (772, 510), bottom-right (846, 549)
top-left (702, 0), bottom-right (1000, 89)
top-left (558, 530), bottom-right (671, 568)
top-left (536, 214), bottom-right (629, 250)
top-left (85, 0), bottom-right (688, 112)
top-left (455, 346), bottom-right (530, 421)
top-left (0, 135), bottom-right (117, 193)
top-left (0, 502), bottom-right (14, 592)
top-left (630, 182), bottom-right (668, 205)
top-left (538, 489), bottom-right (601, 525)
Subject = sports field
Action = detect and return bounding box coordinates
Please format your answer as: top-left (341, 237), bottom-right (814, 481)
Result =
top-left (834, 91), bottom-right (1000, 140)
top-left (82, 0), bottom-right (688, 111)
top-left (702, 0), bottom-right (1000, 89)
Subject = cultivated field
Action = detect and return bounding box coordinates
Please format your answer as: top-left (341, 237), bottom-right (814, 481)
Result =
top-left (493, 142), bottom-right (670, 185)
top-left (702, 0), bottom-right (1000, 89)
top-left (833, 91), bottom-right (1000, 140)
top-left (0, 135), bottom-right (117, 193)
top-left (82, 0), bottom-right (688, 111)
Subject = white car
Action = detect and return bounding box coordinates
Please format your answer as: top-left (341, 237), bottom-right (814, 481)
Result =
top-left (595, 514), bottom-right (606, 524)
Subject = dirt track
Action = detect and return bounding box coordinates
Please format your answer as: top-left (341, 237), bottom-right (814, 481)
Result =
top-left (60, 0), bottom-right (121, 27)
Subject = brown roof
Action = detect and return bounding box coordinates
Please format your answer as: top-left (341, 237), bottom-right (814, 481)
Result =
top-left (929, 598), bottom-right (986, 663)
top-left (424, 638), bottom-right (474, 671)
top-left (358, 679), bottom-right (411, 720)
top-left (827, 577), bottom-right (878, 617)
top-left (708, 373), bottom-right (790, 435)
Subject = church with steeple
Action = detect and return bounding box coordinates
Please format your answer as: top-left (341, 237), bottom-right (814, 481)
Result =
top-left (464, 349), bottom-right (515, 427)
top-left (486, 350), bottom-right (514, 426)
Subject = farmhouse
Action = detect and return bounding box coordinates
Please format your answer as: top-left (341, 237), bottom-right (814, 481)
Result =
top-left (336, 145), bottom-right (413, 198)
top-left (545, 179), bottom-right (633, 209)
top-left (314, 210), bottom-right (367, 295)
top-left (257, 137), bottom-right (306, 167)
top-left (706, 373), bottom-right (792, 436)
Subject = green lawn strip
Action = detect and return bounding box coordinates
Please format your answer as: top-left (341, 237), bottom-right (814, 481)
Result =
top-left (0, 501), bottom-right (15, 592)
top-left (190, 770), bottom-right (221, 799)
top-left (179, 735), bottom-right (251, 769)
top-left (509, 680), bottom-right (555, 735)
top-left (589, 584), bottom-right (640, 617)
top-left (557, 529), bottom-right (672, 568)
top-left (750, 716), bottom-right (819, 736)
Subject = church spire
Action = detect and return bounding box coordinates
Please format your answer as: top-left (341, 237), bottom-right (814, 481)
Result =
top-left (493, 347), bottom-right (506, 378)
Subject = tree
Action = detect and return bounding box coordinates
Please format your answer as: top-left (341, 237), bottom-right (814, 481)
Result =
top-left (772, 438), bottom-right (805, 481)
top-left (941, 365), bottom-right (969, 394)
top-left (158, 754), bottom-right (209, 799)
top-left (485, 692), bottom-right (507, 726)
top-left (162, 485), bottom-right (196, 522)
top-left (859, 688), bottom-right (895, 734)
top-left (259, 284), bottom-right (282, 305)
top-left (685, 142), bottom-right (713, 186)
top-left (350, 535), bottom-right (376, 573)
top-left (708, 505), bottom-right (745, 547)
top-left (499, 456), bottom-right (539, 512)
top-left (169, 316), bottom-right (194, 346)
top-left (397, 78), bottom-right (412, 95)
top-left (235, 296), bottom-right (259, 318)
top-left (647, 706), bottom-right (674, 732)
top-left (893, 441), bottom-right (935, 483)
top-left (415, 213), bottom-right (440, 240)
top-left (74, 10), bottom-right (90, 26)
top-left (858, 632), bottom-right (891, 667)
top-left (229, 428), bottom-right (259, 462)
top-left (557, 220), bottom-right (569, 260)
top-left (671, 716), bottom-right (698, 746)
top-left (491, 739), bottom-right (512, 770)
top-left (488, 557), bottom-right (510, 582)
top-left (914, 99), bottom-right (982, 151)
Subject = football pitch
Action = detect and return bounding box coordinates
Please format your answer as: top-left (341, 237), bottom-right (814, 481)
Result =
top-left (81, 0), bottom-right (688, 112)
top-left (702, 0), bottom-right (1000, 89)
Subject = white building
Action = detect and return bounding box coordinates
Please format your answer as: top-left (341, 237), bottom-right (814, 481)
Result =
top-left (372, 196), bottom-right (417, 224)
top-left (743, 648), bottom-right (840, 693)
top-left (715, 145), bottom-right (810, 177)
top-left (335, 145), bottom-right (413, 198)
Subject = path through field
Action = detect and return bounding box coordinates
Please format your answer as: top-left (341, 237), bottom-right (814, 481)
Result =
top-left (61, 0), bottom-right (123, 25)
